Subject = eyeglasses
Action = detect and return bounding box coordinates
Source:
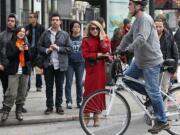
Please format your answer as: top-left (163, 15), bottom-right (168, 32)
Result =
top-left (90, 27), bottom-right (99, 31)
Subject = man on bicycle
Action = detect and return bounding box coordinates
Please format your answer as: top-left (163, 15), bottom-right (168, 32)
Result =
top-left (116, 0), bottom-right (170, 133)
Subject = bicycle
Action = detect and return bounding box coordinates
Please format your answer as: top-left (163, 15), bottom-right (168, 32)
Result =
top-left (79, 56), bottom-right (180, 135)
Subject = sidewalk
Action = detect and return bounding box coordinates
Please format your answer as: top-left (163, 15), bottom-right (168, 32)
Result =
top-left (0, 74), bottom-right (143, 127)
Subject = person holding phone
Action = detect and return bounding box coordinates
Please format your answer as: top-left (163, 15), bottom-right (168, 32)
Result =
top-left (82, 20), bottom-right (110, 127)
top-left (1, 26), bottom-right (31, 122)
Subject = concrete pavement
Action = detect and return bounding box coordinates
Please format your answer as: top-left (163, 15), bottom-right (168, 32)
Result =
top-left (0, 74), bottom-right (143, 127)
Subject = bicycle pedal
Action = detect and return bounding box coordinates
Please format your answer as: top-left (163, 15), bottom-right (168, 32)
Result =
top-left (117, 85), bottom-right (124, 91)
top-left (149, 131), bottom-right (159, 134)
top-left (144, 100), bottom-right (151, 107)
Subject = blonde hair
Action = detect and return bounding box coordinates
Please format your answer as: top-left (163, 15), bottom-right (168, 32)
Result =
top-left (84, 20), bottom-right (106, 38)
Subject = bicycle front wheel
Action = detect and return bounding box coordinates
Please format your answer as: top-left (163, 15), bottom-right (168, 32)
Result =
top-left (164, 86), bottom-right (180, 135)
top-left (79, 89), bottom-right (131, 135)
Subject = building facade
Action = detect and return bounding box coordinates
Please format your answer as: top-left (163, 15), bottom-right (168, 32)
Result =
top-left (0, 0), bottom-right (14, 31)
top-left (0, 0), bottom-right (75, 31)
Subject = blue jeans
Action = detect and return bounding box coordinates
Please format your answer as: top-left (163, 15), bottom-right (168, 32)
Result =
top-left (65, 62), bottom-right (84, 104)
top-left (125, 61), bottom-right (167, 123)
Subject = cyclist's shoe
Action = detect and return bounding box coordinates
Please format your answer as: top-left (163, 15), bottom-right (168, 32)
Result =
top-left (148, 121), bottom-right (170, 134)
top-left (144, 98), bottom-right (151, 108)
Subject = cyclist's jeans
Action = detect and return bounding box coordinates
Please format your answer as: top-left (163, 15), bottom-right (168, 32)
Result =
top-left (125, 61), bottom-right (167, 123)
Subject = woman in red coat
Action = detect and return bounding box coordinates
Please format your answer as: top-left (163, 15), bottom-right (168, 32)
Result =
top-left (82, 20), bottom-right (110, 127)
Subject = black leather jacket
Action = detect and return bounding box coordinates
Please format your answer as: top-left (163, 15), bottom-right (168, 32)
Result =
top-left (0, 29), bottom-right (15, 67)
top-left (160, 30), bottom-right (179, 73)
top-left (174, 28), bottom-right (180, 58)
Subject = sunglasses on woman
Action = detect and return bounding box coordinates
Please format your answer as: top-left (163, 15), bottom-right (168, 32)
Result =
top-left (90, 27), bottom-right (99, 31)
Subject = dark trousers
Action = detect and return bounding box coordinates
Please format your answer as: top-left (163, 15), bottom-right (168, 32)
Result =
top-left (0, 71), bottom-right (8, 99)
top-left (65, 62), bottom-right (84, 104)
top-left (27, 68), bottom-right (42, 91)
top-left (36, 74), bottom-right (42, 88)
top-left (44, 65), bottom-right (65, 108)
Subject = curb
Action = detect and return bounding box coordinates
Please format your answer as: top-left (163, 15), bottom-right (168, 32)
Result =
top-left (0, 111), bottom-right (145, 127)
top-left (0, 115), bottom-right (79, 127)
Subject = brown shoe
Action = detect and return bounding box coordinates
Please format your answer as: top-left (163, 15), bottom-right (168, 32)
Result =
top-left (56, 106), bottom-right (64, 115)
top-left (44, 107), bottom-right (53, 115)
top-left (93, 113), bottom-right (101, 127)
top-left (148, 121), bottom-right (170, 134)
top-left (84, 113), bottom-right (90, 126)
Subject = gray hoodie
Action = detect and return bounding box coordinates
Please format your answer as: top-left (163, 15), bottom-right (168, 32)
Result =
top-left (117, 13), bottom-right (163, 69)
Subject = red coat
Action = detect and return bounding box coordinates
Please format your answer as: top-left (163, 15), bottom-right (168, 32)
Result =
top-left (82, 35), bottom-right (110, 113)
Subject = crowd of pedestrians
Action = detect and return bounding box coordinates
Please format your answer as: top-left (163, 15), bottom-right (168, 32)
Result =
top-left (0, 1), bottom-right (179, 134)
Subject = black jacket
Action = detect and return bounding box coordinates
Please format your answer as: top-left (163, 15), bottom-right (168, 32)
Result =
top-left (5, 39), bottom-right (31, 75)
top-left (0, 29), bottom-right (15, 67)
top-left (38, 29), bottom-right (72, 70)
top-left (174, 28), bottom-right (180, 58)
top-left (25, 23), bottom-right (45, 66)
top-left (160, 30), bottom-right (179, 73)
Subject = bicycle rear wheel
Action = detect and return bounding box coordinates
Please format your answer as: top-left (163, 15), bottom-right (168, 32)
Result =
top-left (164, 86), bottom-right (180, 135)
top-left (79, 89), bottom-right (131, 135)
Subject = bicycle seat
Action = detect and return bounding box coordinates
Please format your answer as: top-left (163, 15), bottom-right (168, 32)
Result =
top-left (163, 59), bottom-right (175, 67)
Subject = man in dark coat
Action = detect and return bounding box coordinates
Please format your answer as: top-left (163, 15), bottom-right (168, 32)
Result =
top-left (174, 20), bottom-right (180, 58)
top-left (25, 12), bottom-right (45, 92)
top-left (155, 18), bottom-right (179, 92)
top-left (0, 13), bottom-right (17, 113)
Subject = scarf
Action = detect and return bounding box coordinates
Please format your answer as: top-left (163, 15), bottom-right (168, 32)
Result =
top-left (16, 39), bottom-right (25, 67)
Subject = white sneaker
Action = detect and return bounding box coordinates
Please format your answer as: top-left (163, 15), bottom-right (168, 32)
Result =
top-left (67, 103), bottom-right (72, 109)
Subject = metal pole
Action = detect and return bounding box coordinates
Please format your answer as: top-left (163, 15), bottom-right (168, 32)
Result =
top-left (1, 0), bottom-right (6, 31)
top-left (149, 0), bottom-right (155, 19)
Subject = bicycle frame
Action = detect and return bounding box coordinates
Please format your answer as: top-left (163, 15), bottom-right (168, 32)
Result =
top-left (106, 74), bottom-right (180, 122)
top-left (104, 86), bottom-right (116, 116)
top-left (116, 76), bottom-right (155, 120)
top-left (104, 56), bottom-right (180, 129)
